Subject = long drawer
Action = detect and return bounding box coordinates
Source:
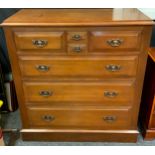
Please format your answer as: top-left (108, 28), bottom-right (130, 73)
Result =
top-left (27, 106), bottom-right (132, 130)
top-left (23, 81), bottom-right (135, 105)
top-left (19, 55), bottom-right (138, 78)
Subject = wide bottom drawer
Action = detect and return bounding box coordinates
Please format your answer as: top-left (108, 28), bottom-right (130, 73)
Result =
top-left (27, 106), bottom-right (132, 130)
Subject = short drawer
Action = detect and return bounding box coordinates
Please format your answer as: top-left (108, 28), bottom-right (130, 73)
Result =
top-left (90, 30), bottom-right (141, 52)
top-left (14, 31), bottom-right (65, 51)
top-left (19, 55), bottom-right (138, 78)
top-left (67, 44), bottom-right (87, 55)
top-left (67, 32), bottom-right (87, 43)
top-left (27, 106), bottom-right (131, 129)
top-left (23, 81), bottom-right (135, 105)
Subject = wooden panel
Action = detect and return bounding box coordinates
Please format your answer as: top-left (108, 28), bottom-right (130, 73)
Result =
top-left (143, 129), bottom-right (155, 140)
top-left (90, 31), bottom-right (141, 51)
top-left (153, 96), bottom-right (155, 113)
top-left (1, 9), bottom-right (153, 27)
top-left (149, 48), bottom-right (155, 62)
top-left (14, 31), bottom-right (65, 51)
top-left (131, 26), bottom-right (152, 130)
top-left (150, 112), bottom-right (155, 128)
top-left (2, 9), bottom-right (153, 142)
top-left (21, 129), bottom-right (138, 142)
top-left (67, 44), bottom-right (87, 55)
top-left (23, 81), bottom-right (135, 104)
top-left (19, 55), bottom-right (138, 78)
top-left (67, 32), bottom-right (87, 43)
top-left (139, 54), bottom-right (155, 134)
top-left (27, 106), bottom-right (131, 130)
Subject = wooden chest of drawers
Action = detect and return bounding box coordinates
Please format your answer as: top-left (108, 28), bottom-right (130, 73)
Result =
top-left (1, 9), bottom-right (153, 142)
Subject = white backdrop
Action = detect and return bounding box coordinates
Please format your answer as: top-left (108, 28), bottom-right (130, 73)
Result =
top-left (139, 8), bottom-right (155, 19)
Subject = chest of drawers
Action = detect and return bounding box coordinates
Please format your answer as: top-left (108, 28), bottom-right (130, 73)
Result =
top-left (1, 9), bottom-right (153, 142)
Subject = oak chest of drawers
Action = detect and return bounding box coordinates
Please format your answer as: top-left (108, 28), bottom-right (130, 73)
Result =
top-left (1, 9), bottom-right (153, 142)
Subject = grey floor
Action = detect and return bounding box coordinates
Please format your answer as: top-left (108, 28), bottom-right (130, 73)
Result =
top-left (1, 110), bottom-right (155, 146)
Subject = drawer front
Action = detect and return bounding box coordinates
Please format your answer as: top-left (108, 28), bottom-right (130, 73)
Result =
top-left (14, 31), bottom-right (65, 51)
top-left (23, 81), bottom-right (134, 104)
top-left (67, 44), bottom-right (87, 55)
top-left (90, 31), bottom-right (141, 52)
top-left (27, 107), bottom-right (131, 129)
top-left (19, 56), bottom-right (138, 78)
top-left (67, 32), bottom-right (87, 43)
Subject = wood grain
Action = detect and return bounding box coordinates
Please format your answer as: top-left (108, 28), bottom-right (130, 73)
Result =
top-left (19, 55), bottom-right (138, 78)
top-left (2, 9), bottom-right (153, 142)
top-left (90, 30), bottom-right (142, 51)
top-left (27, 106), bottom-right (131, 130)
top-left (1, 9), bottom-right (153, 26)
top-left (23, 81), bottom-right (135, 104)
top-left (14, 31), bottom-right (65, 50)
top-left (21, 129), bottom-right (138, 142)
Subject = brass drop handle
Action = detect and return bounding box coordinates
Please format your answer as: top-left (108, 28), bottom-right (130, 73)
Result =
top-left (32, 40), bottom-right (48, 48)
top-left (105, 64), bottom-right (121, 72)
top-left (103, 116), bottom-right (117, 123)
top-left (39, 90), bottom-right (53, 97)
top-left (36, 65), bottom-right (50, 72)
top-left (107, 39), bottom-right (123, 47)
top-left (104, 91), bottom-right (118, 98)
top-left (73, 46), bottom-right (82, 53)
top-left (42, 115), bottom-right (55, 122)
top-left (72, 34), bottom-right (81, 41)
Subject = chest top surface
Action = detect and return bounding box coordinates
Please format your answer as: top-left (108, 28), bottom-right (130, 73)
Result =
top-left (1, 8), bottom-right (154, 26)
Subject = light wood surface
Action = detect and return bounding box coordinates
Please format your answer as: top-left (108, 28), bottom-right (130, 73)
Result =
top-left (19, 55), bottom-right (138, 78)
top-left (27, 106), bottom-right (131, 130)
top-left (23, 80), bottom-right (134, 104)
top-left (2, 9), bottom-right (153, 142)
top-left (21, 129), bottom-right (138, 142)
top-left (1, 9), bottom-right (153, 26)
top-left (14, 31), bottom-right (64, 50)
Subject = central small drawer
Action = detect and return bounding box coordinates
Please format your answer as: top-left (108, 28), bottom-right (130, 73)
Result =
top-left (19, 55), bottom-right (138, 78)
top-left (27, 106), bottom-right (131, 129)
top-left (67, 32), bottom-right (87, 43)
top-left (23, 81), bottom-right (135, 104)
